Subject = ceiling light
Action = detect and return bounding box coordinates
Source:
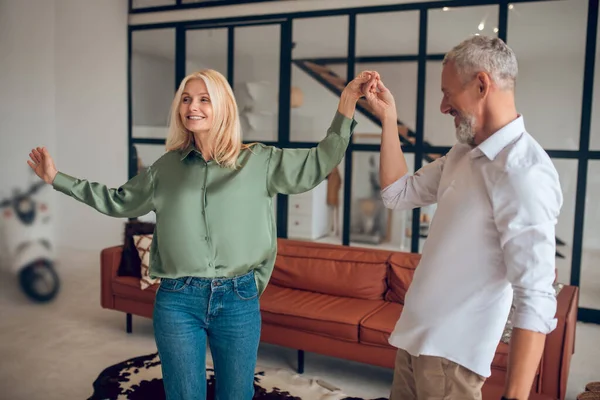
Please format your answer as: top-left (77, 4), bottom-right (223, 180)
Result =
top-left (443, 7), bottom-right (450, 11)
top-left (493, 27), bottom-right (499, 33)
top-left (509, 4), bottom-right (514, 10)
top-left (478, 22), bottom-right (485, 31)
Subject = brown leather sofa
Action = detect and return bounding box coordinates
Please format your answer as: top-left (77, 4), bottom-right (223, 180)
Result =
top-left (100, 238), bottom-right (578, 400)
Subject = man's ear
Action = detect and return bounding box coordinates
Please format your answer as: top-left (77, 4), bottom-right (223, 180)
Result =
top-left (477, 72), bottom-right (491, 98)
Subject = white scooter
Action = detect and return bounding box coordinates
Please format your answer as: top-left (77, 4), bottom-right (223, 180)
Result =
top-left (0, 179), bottom-right (60, 302)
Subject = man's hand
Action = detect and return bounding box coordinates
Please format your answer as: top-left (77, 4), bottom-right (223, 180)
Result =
top-left (342, 70), bottom-right (379, 100)
top-left (363, 76), bottom-right (397, 123)
top-left (27, 147), bottom-right (58, 185)
top-left (338, 70), bottom-right (378, 119)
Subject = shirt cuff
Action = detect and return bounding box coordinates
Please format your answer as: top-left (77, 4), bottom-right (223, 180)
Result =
top-left (512, 305), bottom-right (558, 334)
top-left (52, 171), bottom-right (77, 196)
top-left (381, 174), bottom-right (409, 199)
top-left (329, 111), bottom-right (357, 140)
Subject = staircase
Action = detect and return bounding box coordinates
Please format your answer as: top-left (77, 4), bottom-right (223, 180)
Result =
top-left (293, 59), bottom-right (440, 162)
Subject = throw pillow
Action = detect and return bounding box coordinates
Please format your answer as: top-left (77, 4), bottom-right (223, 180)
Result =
top-left (118, 220), bottom-right (156, 277)
top-left (133, 234), bottom-right (160, 290)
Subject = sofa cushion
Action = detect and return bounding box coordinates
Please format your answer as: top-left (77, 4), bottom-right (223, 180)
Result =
top-left (260, 284), bottom-right (386, 342)
top-left (385, 252), bottom-right (421, 304)
top-left (492, 341), bottom-right (509, 371)
top-left (112, 276), bottom-right (157, 303)
top-left (272, 239), bottom-right (391, 300)
top-left (359, 302), bottom-right (403, 347)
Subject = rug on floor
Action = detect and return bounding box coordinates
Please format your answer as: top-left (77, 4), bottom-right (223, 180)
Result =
top-left (87, 351), bottom-right (387, 400)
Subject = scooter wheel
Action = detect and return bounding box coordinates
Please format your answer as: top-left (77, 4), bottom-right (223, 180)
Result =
top-left (19, 259), bottom-right (60, 302)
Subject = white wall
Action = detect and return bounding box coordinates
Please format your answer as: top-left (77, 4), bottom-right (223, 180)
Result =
top-left (54, 0), bottom-right (129, 251)
top-left (0, 0), bottom-right (57, 262)
top-left (0, 0), bottom-right (129, 253)
top-left (0, 0), bottom-right (56, 196)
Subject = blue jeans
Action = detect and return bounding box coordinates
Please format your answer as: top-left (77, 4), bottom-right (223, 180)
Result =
top-left (152, 270), bottom-right (261, 400)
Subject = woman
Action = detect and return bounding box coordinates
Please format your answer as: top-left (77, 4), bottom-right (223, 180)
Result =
top-left (27, 68), bottom-right (375, 400)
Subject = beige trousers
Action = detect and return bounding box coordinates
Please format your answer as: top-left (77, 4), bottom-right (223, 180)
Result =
top-left (389, 348), bottom-right (486, 400)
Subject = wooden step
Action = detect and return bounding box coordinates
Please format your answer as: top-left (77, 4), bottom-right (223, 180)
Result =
top-left (303, 61), bottom-right (333, 75)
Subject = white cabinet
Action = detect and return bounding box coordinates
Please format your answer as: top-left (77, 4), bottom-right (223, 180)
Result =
top-left (287, 180), bottom-right (329, 240)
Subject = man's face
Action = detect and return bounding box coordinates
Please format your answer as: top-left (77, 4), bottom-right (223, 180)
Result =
top-left (440, 61), bottom-right (481, 146)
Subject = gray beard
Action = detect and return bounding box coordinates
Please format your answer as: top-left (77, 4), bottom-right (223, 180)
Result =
top-left (455, 114), bottom-right (476, 146)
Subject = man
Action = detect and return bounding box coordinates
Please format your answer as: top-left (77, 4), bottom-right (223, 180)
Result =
top-left (364, 35), bottom-right (562, 399)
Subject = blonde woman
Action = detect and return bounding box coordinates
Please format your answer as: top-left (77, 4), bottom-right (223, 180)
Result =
top-left (27, 68), bottom-right (375, 400)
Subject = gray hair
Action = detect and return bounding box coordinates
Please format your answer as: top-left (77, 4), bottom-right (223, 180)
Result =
top-left (443, 35), bottom-right (518, 91)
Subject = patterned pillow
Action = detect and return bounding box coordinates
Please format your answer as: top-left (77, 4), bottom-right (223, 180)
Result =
top-left (118, 221), bottom-right (156, 278)
top-left (133, 234), bottom-right (160, 290)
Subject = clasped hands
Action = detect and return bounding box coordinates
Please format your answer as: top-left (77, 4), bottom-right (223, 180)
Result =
top-left (343, 71), bottom-right (397, 123)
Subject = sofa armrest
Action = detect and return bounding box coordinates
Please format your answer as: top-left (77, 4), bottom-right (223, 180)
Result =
top-left (540, 284), bottom-right (579, 399)
top-left (100, 245), bottom-right (123, 310)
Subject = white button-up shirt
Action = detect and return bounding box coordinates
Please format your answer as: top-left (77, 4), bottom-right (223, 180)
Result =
top-left (381, 115), bottom-right (562, 378)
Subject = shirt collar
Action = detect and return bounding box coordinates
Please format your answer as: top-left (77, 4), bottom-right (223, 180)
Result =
top-left (470, 115), bottom-right (525, 160)
top-left (180, 144), bottom-right (196, 161)
top-left (180, 142), bottom-right (216, 164)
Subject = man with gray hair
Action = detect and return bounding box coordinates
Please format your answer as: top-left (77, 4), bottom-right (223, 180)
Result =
top-left (364, 35), bottom-right (562, 399)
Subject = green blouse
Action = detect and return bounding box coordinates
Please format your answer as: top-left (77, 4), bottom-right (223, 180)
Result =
top-left (52, 111), bottom-right (356, 296)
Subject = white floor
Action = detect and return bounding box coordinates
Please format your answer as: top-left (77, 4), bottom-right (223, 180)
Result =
top-left (0, 247), bottom-right (598, 400)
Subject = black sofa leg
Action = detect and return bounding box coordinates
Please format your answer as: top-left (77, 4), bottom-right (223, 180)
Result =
top-left (297, 349), bottom-right (304, 374)
top-left (126, 313), bottom-right (132, 334)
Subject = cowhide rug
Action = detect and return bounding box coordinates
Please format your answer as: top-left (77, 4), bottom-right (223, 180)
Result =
top-left (87, 352), bottom-right (387, 400)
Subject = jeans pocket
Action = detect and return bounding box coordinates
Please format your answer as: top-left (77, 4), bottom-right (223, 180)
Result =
top-left (158, 278), bottom-right (188, 293)
top-left (234, 277), bottom-right (258, 301)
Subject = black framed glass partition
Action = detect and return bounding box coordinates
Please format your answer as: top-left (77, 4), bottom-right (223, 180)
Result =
top-left (129, 0), bottom-right (600, 324)
top-left (185, 27), bottom-right (228, 77)
top-left (131, 28), bottom-right (175, 142)
top-left (235, 23), bottom-right (281, 143)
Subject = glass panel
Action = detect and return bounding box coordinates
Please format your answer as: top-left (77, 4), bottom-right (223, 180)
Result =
top-left (552, 159), bottom-right (577, 284)
top-left (291, 16), bottom-right (348, 143)
top-left (428, 5), bottom-right (499, 54)
top-left (186, 28), bottom-right (228, 76)
top-left (293, 16), bottom-right (348, 59)
top-left (350, 152), bottom-right (415, 251)
top-left (287, 157), bottom-right (346, 246)
top-left (131, 29), bottom-right (175, 140)
top-left (508, 0), bottom-right (587, 150)
top-left (581, 161), bottom-right (600, 309)
top-left (413, 156), bottom-right (440, 254)
top-left (132, 0), bottom-right (174, 8)
top-left (132, 144), bottom-right (167, 174)
top-left (424, 61), bottom-right (455, 146)
top-left (356, 11), bottom-right (419, 57)
top-left (234, 24), bottom-right (280, 142)
top-left (354, 62), bottom-right (418, 147)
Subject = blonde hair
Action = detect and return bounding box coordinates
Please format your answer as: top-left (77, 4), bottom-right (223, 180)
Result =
top-left (166, 69), bottom-right (248, 168)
